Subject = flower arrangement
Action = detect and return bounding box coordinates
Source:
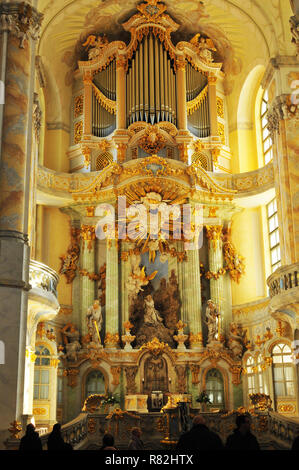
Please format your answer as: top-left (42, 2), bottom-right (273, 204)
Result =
top-left (196, 391), bottom-right (211, 404)
top-left (101, 391), bottom-right (119, 407)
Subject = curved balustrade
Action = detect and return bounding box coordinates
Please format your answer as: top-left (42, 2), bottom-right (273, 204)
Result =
top-left (268, 411), bottom-right (299, 448)
top-left (40, 414), bottom-right (88, 449)
top-left (29, 260), bottom-right (59, 298)
top-left (267, 263), bottom-right (299, 299)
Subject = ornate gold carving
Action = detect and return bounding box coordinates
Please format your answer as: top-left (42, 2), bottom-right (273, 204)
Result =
top-left (81, 225), bottom-right (96, 251)
top-left (74, 95), bottom-right (83, 118)
top-left (187, 85), bottom-right (208, 115)
top-left (124, 366), bottom-right (138, 394)
top-left (217, 122), bottom-right (225, 145)
top-left (74, 121), bottom-right (83, 144)
top-left (190, 364), bottom-right (200, 384)
top-left (116, 143), bottom-right (127, 163)
top-left (190, 34), bottom-right (217, 64)
top-left (249, 393), bottom-right (272, 411)
top-left (209, 207), bottom-right (218, 218)
top-left (138, 125), bottom-right (166, 154)
top-left (63, 368), bottom-right (79, 388)
top-left (175, 365), bottom-right (187, 393)
top-left (82, 394), bottom-right (106, 413)
top-left (216, 97), bottom-right (224, 118)
top-left (59, 227), bottom-right (81, 284)
top-left (104, 333), bottom-right (120, 347)
top-left (111, 366), bottom-right (122, 386)
top-left (189, 332), bottom-right (203, 347)
top-left (205, 267), bottom-right (226, 280)
top-left (92, 83), bottom-right (116, 115)
top-left (178, 143), bottom-right (189, 163)
top-left (211, 149), bottom-right (220, 167)
top-left (86, 206), bottom-right (95, 217)
top-left (82, 146), bottom-right (91, 168)
top-left (59, 306), bottom-right (73, 316)
top-left (277, 403), bottom-right (296, 413)
top-left (229, 365), bottom-right (242, 385)
top-left (87, 418), bottom-right (97, 434)
top-left (136, 0), bottom-right (167, 22)
top-left (208, 75), bottom-right (217, 84)
top-left (8, 421), bottom-right (22, 439)
top-left (223, 239), bottom-right (245, 284)
top-left (33, 408), bottom-right (47, 416)
top-left (205, 225), bottom-right (223, 250)
top-left (139, 337), bottom-right (173, 357)
top-left (82, 34), bottom-right (109, 61)
top-left (276, 320), bottom-right (286, 337)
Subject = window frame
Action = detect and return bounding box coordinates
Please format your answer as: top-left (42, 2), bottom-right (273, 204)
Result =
top-left (271, 343), bottom-right (295, 398)
top-left (260, 89), bottom-right (273, 165)
top-left (266, 198), bottom-right (281, 273)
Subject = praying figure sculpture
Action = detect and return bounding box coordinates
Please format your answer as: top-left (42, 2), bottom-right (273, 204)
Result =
top-left (144, 295), bottom-right (163, 325)
top-left (86, 300), bottom-right (103, 347)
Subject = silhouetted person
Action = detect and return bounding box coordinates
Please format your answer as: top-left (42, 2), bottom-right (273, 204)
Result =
top-left (292, 435), bottom-right (299, 451)
top-left (128, 427), bottom-right (144, 450)
top-left (225, 414), bottom-right (260, 450)
top-left (99, 433), bottom-right (117, 450)
top-left (19, 424), bottom-right (43, 451)
top-left (47, 423), bottom-right (73, 451)
top-left (176, 415), bottom-right (223, 451)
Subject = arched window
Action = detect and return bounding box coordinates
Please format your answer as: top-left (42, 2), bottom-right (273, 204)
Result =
top-left (260, 90), bottom-right (273, 164)
top-left (205, 369), bottom-right (225, 409)
top-left (34, 345), bottom-right (51, 400)
top-left (246, 356), bottom-right (255, 394)
top-left (267, 198), bottom-right (281, 272)
top-left (257, 354), bottom-right (264, 393)
top-left (85, 370), bottom-right (106, 399)
top-left (272, 343), bottom-right (295, 397)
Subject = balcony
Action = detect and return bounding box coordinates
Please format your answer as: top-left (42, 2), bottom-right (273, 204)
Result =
top-left (28, 260), bottom-right (60, 328)
top-left (267, 263), bottom-right (299, 327)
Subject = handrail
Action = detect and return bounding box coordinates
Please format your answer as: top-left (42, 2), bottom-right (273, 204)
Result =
top-left (267, 262), bottom-right (299, 298)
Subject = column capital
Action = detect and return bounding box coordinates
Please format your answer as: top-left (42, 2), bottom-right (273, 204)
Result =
top-left (205, 225), bottom-right (223, 250)
top-left (0, 2), bottom-right (43, 48)
top-left (81, 224), bottom-right (96, 251)
top-left (266, 93), bottom-right (299, 139)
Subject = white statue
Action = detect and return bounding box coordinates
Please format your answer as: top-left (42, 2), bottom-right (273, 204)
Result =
top-left (144, 295), bottom-right (163, 325)
top-left (205, 300), bottom-right (220, 343)
top-left (126, 255), bottom-right (157, 301)
top-left (228, 323), bottom-right (245, 359)
top-left (86, 300), bottom-right (103, 346)
top-left (61, 324), bottom-right (81, 362)
top-left (82, 34), bottom-right (109, 61)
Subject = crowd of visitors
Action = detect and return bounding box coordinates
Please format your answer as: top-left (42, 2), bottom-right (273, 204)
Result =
top-left (18, 414), bottom-right (299, 451)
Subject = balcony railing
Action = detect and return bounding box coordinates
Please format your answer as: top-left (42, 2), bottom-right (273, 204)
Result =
top-left (267, 262), bottom-right (299, 299)
top-left (29, 260), bottom-right (59, 298)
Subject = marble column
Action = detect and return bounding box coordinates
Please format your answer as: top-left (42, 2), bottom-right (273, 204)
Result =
top-left (0, 1), bottom-right (42, 441)
top-left (121, 241), bottom-right (130, 328)
top-left (205, 225), bottom-right (225, 338)
top-left (178, 242), bottom-right (203, 348)
top-left (105, 239), bottom-right (119, 348)
top-left (80, 225), bottom-right (96, 335)
top-left (267, 95), bottom-right (299, 265)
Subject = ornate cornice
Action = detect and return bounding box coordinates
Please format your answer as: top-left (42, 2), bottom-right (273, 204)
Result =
top-left (0, 2), bottom-right (43, 48)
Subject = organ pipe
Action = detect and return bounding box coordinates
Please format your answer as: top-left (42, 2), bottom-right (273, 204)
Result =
top-left (126, 32), bottom-right (176, 125)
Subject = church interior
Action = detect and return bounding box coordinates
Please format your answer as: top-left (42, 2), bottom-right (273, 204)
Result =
top-left (0, 0), bottom-right (299, 450)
